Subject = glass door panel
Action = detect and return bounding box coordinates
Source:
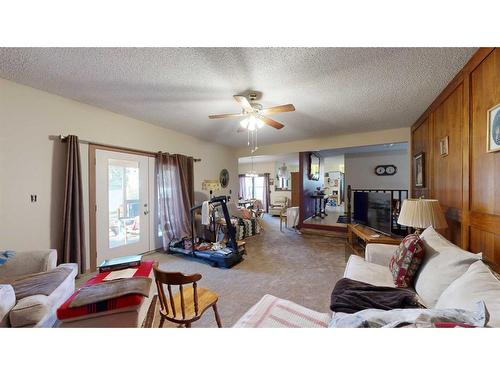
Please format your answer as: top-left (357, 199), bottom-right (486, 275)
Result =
top-left (108, 159), bottom-right (141, 248)
top-left (96, 150), bottom-right (150, 264)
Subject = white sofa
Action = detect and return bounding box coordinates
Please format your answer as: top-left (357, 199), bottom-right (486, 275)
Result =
top-left (234, 227), bottom-right (500, 327)
top-left (0, 250), bottom-right (77, 328)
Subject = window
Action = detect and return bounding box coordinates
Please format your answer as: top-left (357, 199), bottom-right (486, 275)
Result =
top-left (243, 175), bottom-right (265, 201)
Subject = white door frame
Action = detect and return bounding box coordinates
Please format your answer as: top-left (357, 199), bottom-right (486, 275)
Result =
top-left (89, 145), bottom-right (160, 271)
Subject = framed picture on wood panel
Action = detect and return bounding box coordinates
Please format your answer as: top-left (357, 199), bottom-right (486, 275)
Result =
top-left (439, 136), bottom-right (449, 156)
top-left (414, 152), bottom-right (425, 187)
top-left (487, 103), bottom-right (500, 153)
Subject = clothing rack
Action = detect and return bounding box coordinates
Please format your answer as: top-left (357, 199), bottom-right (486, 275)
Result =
top-left (54, 135), bottom-right (201, 162)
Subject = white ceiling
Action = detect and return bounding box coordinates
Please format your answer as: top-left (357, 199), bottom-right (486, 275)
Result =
top-left (0, 48), bottom-right (476, 147)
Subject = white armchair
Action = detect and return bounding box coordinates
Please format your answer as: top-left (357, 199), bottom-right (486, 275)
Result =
top-left (0, 250), bottom-right (77, 328)
top-left (268, 197), bottom-right (289, 216)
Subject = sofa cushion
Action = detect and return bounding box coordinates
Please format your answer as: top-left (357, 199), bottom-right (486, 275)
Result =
top-left (435, 261), bottom-right (500, 327)
top-left (389, 234), bottom-right (425, 287)
top-left (0, 284), bottom-right (16, 327)
top-left (344, 255), bottom-right (395, 287)
top-left (9, 294), bottom-right (50, 327)
top-left (414, 226), bottom-right (481, 307)
top-left (330, 301), bottom-right (489, 328)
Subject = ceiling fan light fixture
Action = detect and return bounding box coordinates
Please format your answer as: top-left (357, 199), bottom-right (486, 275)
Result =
top-left (240, 118), bottom-right (249, 128)
top-left (248, 117), bottom-right (257, 131)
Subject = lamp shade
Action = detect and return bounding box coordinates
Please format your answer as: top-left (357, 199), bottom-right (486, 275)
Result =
top-left (397, 199), bottom-right (448, 230)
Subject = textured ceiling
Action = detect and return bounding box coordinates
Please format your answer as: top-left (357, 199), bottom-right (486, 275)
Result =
top-left (0, 48), bottom-right (476, 147)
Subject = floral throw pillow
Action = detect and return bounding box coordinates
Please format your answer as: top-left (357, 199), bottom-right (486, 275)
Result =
top-left (389, 234), bottom-right (425, 288)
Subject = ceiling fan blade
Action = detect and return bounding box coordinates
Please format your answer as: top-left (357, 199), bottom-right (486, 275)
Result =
top-left (234, 95), bottom-right (254, 112)
top-left (260, 104), bottom-right (295, 115)
top-left (255, 114), bottom-right (285, 130)
top-left (208, 113), bottom-right (245, 119)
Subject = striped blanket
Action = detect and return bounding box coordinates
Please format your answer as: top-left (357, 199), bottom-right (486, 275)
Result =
top-left (233, 294), bottom-right (331, 328)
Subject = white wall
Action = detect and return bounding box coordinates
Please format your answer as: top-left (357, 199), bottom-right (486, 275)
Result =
top-left (0, 78), bottom-right (238, 270)
top-left (345, 149), bottom-right (409, 190)
top-left (236, 127), bottom-right (410, 157)
top-left (324, 155), bottom-right (345, 173)
top-left (238, 161), bottom-right (299, 204)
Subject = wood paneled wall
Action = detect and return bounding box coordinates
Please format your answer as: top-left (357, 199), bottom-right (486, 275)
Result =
top-left (410, 48), bottom-right (500, 269)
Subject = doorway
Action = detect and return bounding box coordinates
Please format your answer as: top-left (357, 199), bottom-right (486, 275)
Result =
top-left (90, 146), bottom-right (160, 269)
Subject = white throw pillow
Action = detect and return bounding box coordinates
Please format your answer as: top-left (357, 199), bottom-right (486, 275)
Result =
top-left (0, 284), bottom-right (16, 327)
top-left (9, 294), bottom-right (50, 327)
top-left (414, 227), bottom-right (481, 307)
top-left (435, 261), bottom-right (500, 327)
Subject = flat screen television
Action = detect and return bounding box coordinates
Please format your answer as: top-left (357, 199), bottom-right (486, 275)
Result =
top-left (353, 191), bottom-right (392, 236)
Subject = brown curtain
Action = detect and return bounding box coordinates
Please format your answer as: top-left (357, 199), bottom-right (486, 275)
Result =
top-left (157, 152), bottom-right (194, 248)
top-left (263, 173), bottom-right (271, 212)
top-left (62, 135), bottom-right (86, 274)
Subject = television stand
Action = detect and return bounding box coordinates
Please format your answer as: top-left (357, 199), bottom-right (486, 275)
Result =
top-left (346, 223), bottom-right (401, 259)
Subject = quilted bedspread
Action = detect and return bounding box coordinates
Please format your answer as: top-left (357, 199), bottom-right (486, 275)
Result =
top-left (233, 294), bottom-right (331, 328)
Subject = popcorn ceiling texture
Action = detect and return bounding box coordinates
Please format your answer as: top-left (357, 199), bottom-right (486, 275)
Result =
top-left (0, 47), bottom-right (475, 147)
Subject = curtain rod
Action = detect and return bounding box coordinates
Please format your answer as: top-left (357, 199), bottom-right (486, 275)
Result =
top-left (53, 135), bottom-right (201, 162)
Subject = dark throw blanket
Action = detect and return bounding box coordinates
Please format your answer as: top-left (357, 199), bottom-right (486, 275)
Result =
top-left (330, 278), bottom-right (424, 314)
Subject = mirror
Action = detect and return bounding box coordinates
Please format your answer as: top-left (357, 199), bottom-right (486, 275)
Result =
top-left (275, 176), bottom-right (291, 191)
top-left (309, 153), bottom-right (320, 180)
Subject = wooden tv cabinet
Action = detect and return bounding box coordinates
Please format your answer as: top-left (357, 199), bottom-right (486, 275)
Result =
top-left (346, 223), bottom-right (401, 259)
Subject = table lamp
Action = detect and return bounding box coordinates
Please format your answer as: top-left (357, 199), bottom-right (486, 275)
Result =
top-left (397, 198), bottom-right (448, 235)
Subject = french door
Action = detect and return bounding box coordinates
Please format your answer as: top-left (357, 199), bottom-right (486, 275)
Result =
top-left (94, 149), bottom-right (159, 265)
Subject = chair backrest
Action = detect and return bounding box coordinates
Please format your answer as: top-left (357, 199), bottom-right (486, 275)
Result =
top-left (153, 266), bottom-right (202, 320)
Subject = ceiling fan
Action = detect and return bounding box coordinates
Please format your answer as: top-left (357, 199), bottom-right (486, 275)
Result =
top-left (208, 92), bottom-right (295, 132)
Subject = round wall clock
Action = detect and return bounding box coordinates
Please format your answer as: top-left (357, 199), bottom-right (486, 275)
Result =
top-left (375, 166), bottom-right (386, 175)
top-left (385, 165), bottom-right (397, 175)
top-left (219, 169), bottom-right (229, 188)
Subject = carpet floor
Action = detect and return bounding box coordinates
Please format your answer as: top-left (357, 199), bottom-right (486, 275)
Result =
top-left (80, 215), bottom-right (348, 328)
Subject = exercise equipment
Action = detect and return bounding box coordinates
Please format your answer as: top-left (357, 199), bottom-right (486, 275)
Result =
top-left (168, 196), bottom-right (243, 268)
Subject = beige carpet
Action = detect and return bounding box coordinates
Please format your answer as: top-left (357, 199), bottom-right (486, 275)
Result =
top-left (80, 215), bottom-right (348, 328)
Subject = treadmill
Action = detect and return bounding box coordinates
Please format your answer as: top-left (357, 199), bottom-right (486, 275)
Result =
top-left (168, 195), bottom-right (243, 268)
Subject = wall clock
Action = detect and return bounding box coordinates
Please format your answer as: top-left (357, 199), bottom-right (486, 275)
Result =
top-left (374, 165), bottom-right (397, 176)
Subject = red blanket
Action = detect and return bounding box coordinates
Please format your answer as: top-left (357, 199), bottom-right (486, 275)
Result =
top-left (57, 260), bottom-right (154, 320)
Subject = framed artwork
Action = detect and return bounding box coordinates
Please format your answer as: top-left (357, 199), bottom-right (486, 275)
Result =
top-left (439, 136), bottom-right (449, 156)
top-left (414, 152), bottom-right (425, 187)
top-left (487, 103), bottom-right (500, 153)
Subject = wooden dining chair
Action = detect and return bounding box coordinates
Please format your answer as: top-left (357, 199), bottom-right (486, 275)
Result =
top-left (153, 266), bottom-right (222, 328)
top-left (279, 206), bottom-right (288, 232)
